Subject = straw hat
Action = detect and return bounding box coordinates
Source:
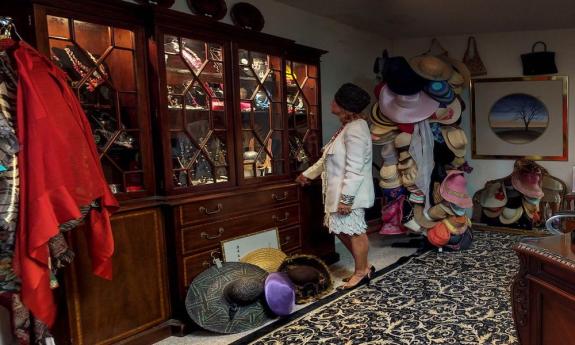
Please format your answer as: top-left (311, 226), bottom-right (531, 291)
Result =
top-left (240, 248), bottom-right (287, 273)
top-left (440, 56), bottom-right (471, 93)
top-left (397, 156), bottom-right (415, 171)
top-left (438, 202), bottom-right (456, 216)
top-left (451, 157), bottom-right (466, 168)
top-left (380, 165), bottom-right (398, 179)
top-left (409, 54), bottom-right (454, 81)
top-left (371, 130), bottom-right (399, 146)
top-left (394, 132), bottom-right (412, 149)
top-left (413, 205), bottom-right (438, 229)
top-left (398, 150), bottom-right (412, 163)
top-left (428, 203), bottom-right (449, 221)
top-left (542, 176), bottom-right (564, 203)
top-left (499, 206), bottom-right (524, 225)
top-left (400, 164), bottom-right (418, 187)
top-left (370, 103), bottom-right (396, 127)
top-left (429, 97), bottom-right (462, 125)
top-left (440, 126), bottom-right (468, 157)
top-left (371, 123), bottom-right (397, 136)
top-left (432, 182), bottom-right (443, 204)
top-left (480, 182), bottom-right (507, 208)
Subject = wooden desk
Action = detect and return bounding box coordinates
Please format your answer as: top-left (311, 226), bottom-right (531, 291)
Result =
top-left (512, 234), bottom-right (575, 345)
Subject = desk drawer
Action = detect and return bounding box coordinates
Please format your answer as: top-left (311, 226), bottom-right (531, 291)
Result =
top-left (279, 226), bottom-right (301, 252)
top-left (181, 205), bottom-right (300, 255)
top-left (178, 185), bottom-right (299, 226)
top-left (182, 248), bottom-right (222, 288)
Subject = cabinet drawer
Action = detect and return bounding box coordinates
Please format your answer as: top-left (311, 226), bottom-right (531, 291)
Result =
top-left (279, 226), bottom-right (301, 252)
top-left (178, 186), bottom-right (299, 226)
top-left (182, 248), bottom-right (222, 288)
top-left (181, 205), bottom-right (300, 255)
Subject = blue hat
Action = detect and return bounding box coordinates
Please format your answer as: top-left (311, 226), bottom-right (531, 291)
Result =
top-left (424, 80), bottom-right (455, 104)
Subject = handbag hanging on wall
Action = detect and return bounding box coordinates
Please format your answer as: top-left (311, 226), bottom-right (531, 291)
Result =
top-left (462, 36), bottom-right (487, 76)
top-left (521, 41), bottom-right (558, 75)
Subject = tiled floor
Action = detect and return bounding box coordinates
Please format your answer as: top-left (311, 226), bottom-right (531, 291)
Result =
top-left (156, 233), bottom-right (418, 345)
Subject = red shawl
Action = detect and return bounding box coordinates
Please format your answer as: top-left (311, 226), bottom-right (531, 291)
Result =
top-left (10, 41), bottom-right (118, 327)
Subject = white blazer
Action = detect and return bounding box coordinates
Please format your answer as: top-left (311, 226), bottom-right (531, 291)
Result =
top-left (303, 119), bottom-right (375, 213)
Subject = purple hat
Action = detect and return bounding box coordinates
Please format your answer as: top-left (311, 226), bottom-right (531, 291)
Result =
top-left (264, 272), bottom-right (295, 316)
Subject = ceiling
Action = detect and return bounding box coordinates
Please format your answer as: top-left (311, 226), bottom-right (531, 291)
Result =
top-left (273, 0), bottom-right (575, 39)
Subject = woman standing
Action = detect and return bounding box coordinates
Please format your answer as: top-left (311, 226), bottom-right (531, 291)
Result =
top-left (296, 83), bottom-right (374, 290)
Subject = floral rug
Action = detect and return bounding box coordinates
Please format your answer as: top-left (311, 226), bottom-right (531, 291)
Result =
top-left (233, 231), bottom-right (522, 345)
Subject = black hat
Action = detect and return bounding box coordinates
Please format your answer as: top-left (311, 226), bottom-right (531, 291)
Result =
top-left (385, 57), bottom-right (426, 95)
top-left (334, 83), bottom-right (371, 114)
top-left (433, 141), bottom-right (456, 165)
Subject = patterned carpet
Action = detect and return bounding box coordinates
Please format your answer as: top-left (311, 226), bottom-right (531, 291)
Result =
top-left (233, 231), bottom-right (522, 345)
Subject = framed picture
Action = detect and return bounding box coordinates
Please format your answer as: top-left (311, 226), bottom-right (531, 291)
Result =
top-left (220, 227), bottom-right (280, 262)
top-left (471, 76), bottom-right (568, 160)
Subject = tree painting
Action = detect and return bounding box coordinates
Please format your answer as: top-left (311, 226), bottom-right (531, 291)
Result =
top-left (488, 93), bottom-right (549, 144)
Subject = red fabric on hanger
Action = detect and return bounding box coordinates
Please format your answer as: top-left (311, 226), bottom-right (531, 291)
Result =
top-left (10, 40), bottom-right (118, 327)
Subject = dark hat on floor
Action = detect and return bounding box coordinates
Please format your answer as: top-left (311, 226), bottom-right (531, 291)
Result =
top-left (279, 254), bottom-right (333, 304)
top-left (186, 262), bottom-right (270, 334)
top-left (335, 83), bottom-right (371, 114)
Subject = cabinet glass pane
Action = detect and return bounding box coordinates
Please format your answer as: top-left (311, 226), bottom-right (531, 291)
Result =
top-left (47, 15), bottom-right (146, 195)
top-left (165, 35), bottom-right (229, 188)
top-left (286, 60), bottom-right (320, 172)
top-left (238, 49), bottom-right (287, 179)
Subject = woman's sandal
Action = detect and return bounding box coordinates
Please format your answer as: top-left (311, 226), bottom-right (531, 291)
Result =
top-left (337, 273), bottom-right (371, 291)
top-left (342, 265), bottom-right (375, 283)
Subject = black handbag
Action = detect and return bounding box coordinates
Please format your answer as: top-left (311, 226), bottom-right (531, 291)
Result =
top-left (521, 41), bottom-right (558, 75)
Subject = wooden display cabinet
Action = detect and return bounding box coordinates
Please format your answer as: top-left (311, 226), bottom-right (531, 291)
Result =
top-left (2, 0), bottom-right (337, 343)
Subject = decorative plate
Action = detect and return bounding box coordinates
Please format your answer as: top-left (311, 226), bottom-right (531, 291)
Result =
top-left (187, 0), bottom-right (228, 20)
top-left (230, 2), bottom-right (264, 31)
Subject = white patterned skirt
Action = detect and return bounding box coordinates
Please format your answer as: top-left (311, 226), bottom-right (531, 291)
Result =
top-left (324, 208), bottom-right (367, 235)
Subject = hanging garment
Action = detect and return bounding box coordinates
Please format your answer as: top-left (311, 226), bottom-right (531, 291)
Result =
top-left (409, 120), bottom-right (435, 211)
top-left (0, 45), bottom-right (20, 295)
top-left (8, 39), bottom-right (118, 327)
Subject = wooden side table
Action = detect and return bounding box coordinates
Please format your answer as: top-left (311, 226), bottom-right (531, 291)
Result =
top-left (512, 234), bottom-right (575, 345)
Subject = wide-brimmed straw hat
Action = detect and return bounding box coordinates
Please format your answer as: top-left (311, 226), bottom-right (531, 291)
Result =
top-left (409, 54), bottom-right (454, 81)
top-left (429, 97), bottom-right (462, 125)
top-left (440, 126), bottom-right (468, 157)
top-left (413, 205), bottom-right (439, 229)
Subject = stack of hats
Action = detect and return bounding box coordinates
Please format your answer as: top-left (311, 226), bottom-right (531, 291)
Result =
top-left (479, 159), bottom-right (545, 229)
top-left (371, 51), bottom-right (473, 250)
top-left (186, 249), bottom-right (333, 334)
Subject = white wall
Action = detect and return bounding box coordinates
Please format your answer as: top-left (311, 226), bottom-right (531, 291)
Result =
top-left (133, 0), bottom-right (390, 143)
top-left (393, 29), bottom-right (575, 195)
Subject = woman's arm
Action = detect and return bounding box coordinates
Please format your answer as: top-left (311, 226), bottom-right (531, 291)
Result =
top-left (301, 154), bottom-right (325, 180)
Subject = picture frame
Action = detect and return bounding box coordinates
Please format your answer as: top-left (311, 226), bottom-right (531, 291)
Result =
top-left (471, 76), bottom-right (568, 160)
top-left (220, 227), bottom-right (280, 262)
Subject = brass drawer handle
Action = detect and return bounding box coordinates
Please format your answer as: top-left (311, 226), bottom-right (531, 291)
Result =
top-left (201, 227), bottom-right (225, 240)
top-left (272, 192), bottom-right (288, 201)
top-left (280, 235), bottom-right (291, 246)
top-left (202, 250), bottom-right (222, 267)
top-left (199, 203), bottom-right (223, 215)
top-left (273, 212), bottom-right (290, 223)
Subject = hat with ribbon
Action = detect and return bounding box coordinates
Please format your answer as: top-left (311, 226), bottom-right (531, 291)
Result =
top-left (278, 254), bottom-right (333, 304)
top-left (186, 262), bottom-right (270, 334)
top-left (443, 216), bottom-right (470, 235)
top-left (440, 170), bottom-right (473, 208)
top-left (427, 203), bottom-right (450, 221)
top-left (409, 54), bottom-right (454, 81)
top-left (440, 126), bottom-right (468, 157)
top-left (370, 102), bottom-right (396, 127)
top-left (385, 56), bottom-right (427, 95)
top-left (427, 222), bottom-right (451, 247)
top-left (371, 123), bottom-right (397, 136)
top-left (408, 189), bottom-right (426, 204)
top-left (429, 97), bottom-right (462, 125)
top-left (522, 198), bottom-right (540, 220)
top-left (424, 80), bottom-right (456, 104)
top-left (379, 165), bottom-right (402, 189)
top-left (371, 130), bottom-right (399, 146)
top-left (379, 84), bottom-right (439, 124)
top-left (511, 170), bottom-right (544, 199)
top-left (397, 155), bottom-right (415, 171)
top-left (449, 203), bottom-right (467, 216)
top-left (400, 163), bottom-right (418, 188)
top-left (480, 182), bottom-right (507, 208)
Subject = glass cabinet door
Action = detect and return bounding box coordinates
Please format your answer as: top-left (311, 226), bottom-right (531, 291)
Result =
top-left (238, 49), bottom-right (286, 180)
top-left (46, 15), bottom-right (150, 196)
top-left (164, 35), bottom-right (230, 189)
top-left (286, 61), bottom-right (321, 172)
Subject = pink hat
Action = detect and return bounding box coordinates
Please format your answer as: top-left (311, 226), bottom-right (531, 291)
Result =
top-left (440, 170), bottom-right (473, 209)
top-left (379, 84), bottom-right (440, 124)
top-left (511, 171), bottom-right (544, 199)
top-left (379, 195), bottom-right (407, 235)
